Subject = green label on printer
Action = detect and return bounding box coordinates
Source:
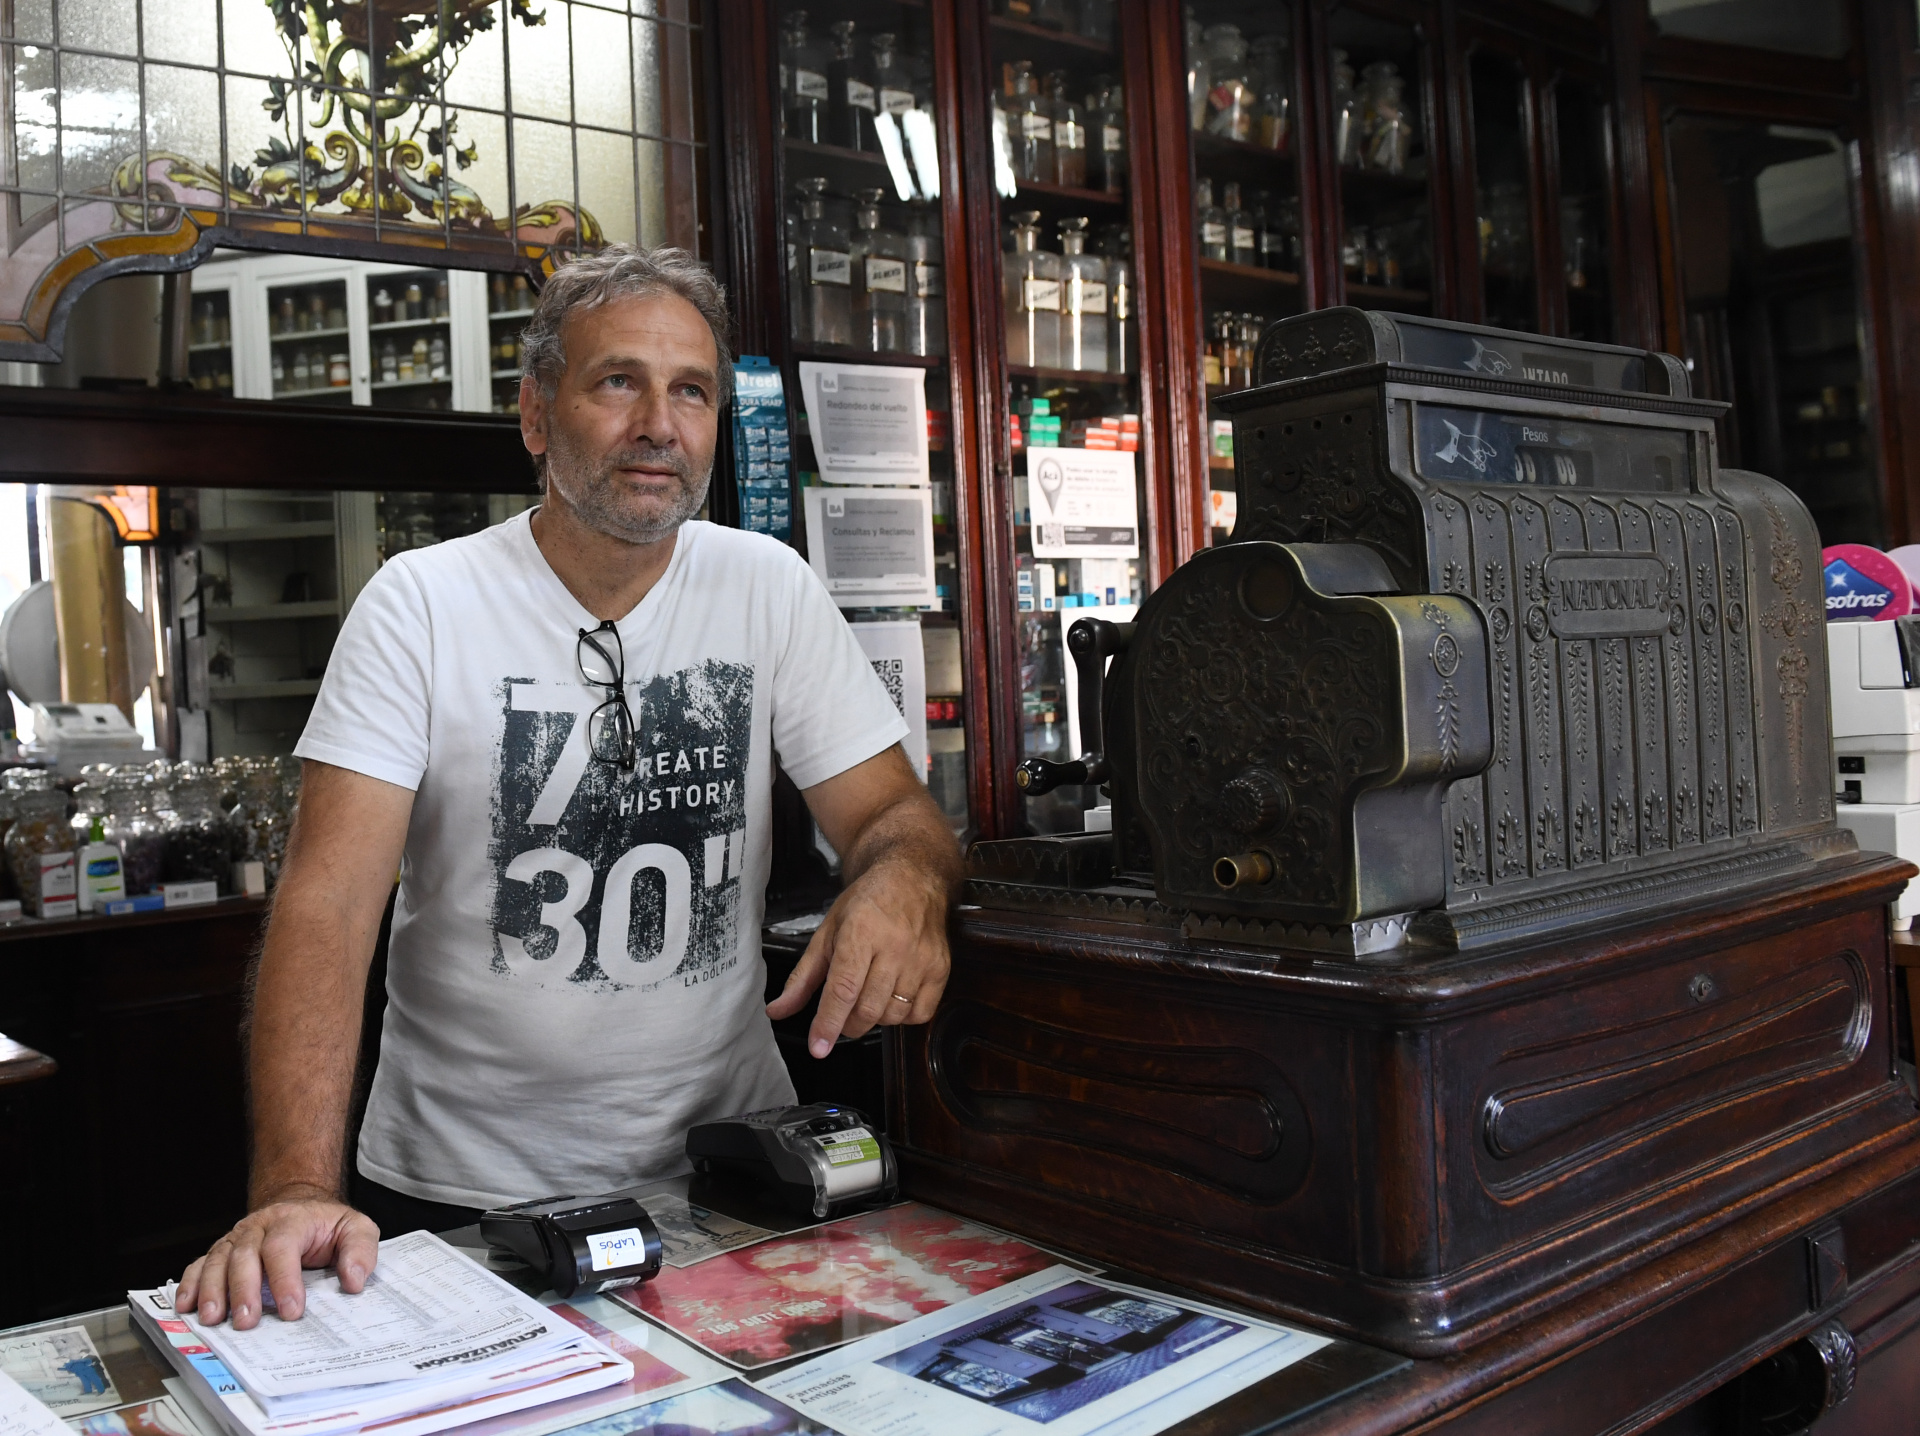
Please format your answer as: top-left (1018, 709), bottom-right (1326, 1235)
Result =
top-left (817, 1127), bottom-right (880, 1167)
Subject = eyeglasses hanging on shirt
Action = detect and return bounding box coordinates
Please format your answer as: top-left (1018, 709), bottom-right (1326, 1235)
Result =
top-left (577, 621), bottom-right (637, 771)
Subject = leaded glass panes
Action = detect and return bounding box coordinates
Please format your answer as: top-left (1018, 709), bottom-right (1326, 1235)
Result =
top-left (0, 0), bottom-right (706, 359)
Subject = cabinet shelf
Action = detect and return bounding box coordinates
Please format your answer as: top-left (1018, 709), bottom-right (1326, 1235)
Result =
top-left (203, 600), bottom-right (342, 623)
top-left (1191, 131), bottom-right (1297, 189)
top-left (269, 326), bottom-right (351, 344)
top-left (1339, 165), bottom-right (1428, 197)
top-left (187, 340), bottom-right (231, 354)
top-left (1198, 258), bottom-right (1302, 307)
top-left (492, 368), bottom-right (524, 380)
top-left (1009, 363), bottom-right (1131, 385)
top-left (199, 521), bottom-right (336, 543)
top-left (209, 680), bottom-right (324, 701)
top-left (1346, 280), bottom-right (1431, 308)
top-left (271, 384), bottom-right (353, 400)
top-left (794, 344), bottom-right (945, 368)
top-left (372, 374), bottom-right (451, 391)
top-left (488, 307), bottom-right (537, 321)
top-left (988, 15), bottom-right (1114, 62)
top-left (369, 316), bottom-right (450, 332)
top-left (1015, 178), bottom-right (1125, 209)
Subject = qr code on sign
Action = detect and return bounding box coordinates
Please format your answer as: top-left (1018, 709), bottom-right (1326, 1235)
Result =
top-left (1041, 523), bottom-right (1065, 550)
top-left (871, 657), bottom-right (906, 716)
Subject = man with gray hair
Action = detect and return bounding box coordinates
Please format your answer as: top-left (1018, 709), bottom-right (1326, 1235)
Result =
top-left (175, 243), bottom-right (961, 1327)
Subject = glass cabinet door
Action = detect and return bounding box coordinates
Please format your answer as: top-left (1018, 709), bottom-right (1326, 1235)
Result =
top-left (1552, 80), bottom-right (1613, 343)
top-left (986, 3), bottom-right (1143, 835)
top-left (365, 269), bottom-right (454, 411)
top-left (1180, 3), bottom-right (1303, 545)
top-left (773, 0), bottom-right (974, 837)
top-left (1468, 49), bottom-right (1535, 332)
top-left (264, 276), bottom-right (356, 403)
top-left (1325, 5), bottom-right (1435, 316)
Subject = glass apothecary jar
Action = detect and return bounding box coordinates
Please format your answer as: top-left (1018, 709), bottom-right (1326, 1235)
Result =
top-left (160, 763), bottom-right (234, 889)
top-left (232, 759), bottom-right (291, 887)
top-left (104, 769), bottom-right (166, 897)
top-left (5, 774), bottom-right (73, 916)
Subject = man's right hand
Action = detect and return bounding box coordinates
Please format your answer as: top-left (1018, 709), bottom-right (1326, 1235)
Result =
top-left (176, 1195), bottom-right (380, 1329)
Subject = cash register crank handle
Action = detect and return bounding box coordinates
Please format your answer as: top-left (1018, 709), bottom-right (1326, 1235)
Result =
top-left (1016, 619), bottom-right (1134, 797)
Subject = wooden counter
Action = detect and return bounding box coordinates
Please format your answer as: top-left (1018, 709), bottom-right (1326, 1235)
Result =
top-left (0, 896), bottom-right (268, 1323)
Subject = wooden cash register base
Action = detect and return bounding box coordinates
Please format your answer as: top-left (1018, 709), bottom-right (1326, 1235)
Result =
top-left (890, 850), bottom-right (1920, 1432)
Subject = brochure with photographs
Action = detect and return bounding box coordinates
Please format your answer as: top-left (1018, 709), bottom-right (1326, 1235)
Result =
top-left (613, 1203), bottom-right (1061, 1370)
top-left (756, 1266), bottom-right (1332, 1436)
top-left (632, 1192), bottom-right (777, 1269)
top-left (512, 1380), bottom-right (832, 1436)
top-left (0, 1327), bottom-right (121, 1417)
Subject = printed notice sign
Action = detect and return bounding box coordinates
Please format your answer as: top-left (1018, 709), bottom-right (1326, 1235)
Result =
top-left (1027, 448), bottom-right (1140, 558)
top-left (851, 620), bottom-right (928, 779)
top-left (799, 362), bottom-right (930, 484)
top-left (803, 486), bottom-right (936, 607)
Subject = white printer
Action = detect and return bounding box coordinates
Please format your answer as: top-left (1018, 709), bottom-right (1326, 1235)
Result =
top-left (1828, 619), bottom-right (1920, 926)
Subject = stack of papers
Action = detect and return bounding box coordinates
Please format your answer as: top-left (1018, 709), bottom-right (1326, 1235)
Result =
top-left (127, 1232), bottom-right (634, 1436)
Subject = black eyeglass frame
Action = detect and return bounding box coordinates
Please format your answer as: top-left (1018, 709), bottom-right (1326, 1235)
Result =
top-left (578, 620), bottom-right (638, 772)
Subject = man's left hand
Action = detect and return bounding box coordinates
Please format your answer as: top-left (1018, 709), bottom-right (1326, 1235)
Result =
top-left (767, 746), bottom-right (963, 1056)
top-left (767, 858), bottom-right (951, 1055)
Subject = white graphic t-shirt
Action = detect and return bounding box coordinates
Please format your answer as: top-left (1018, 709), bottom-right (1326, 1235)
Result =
top-left (295, 513), bottom-right (909, 1208)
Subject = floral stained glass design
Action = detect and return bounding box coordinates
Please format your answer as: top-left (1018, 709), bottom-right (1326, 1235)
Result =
top-left (0, 0), bottom-right (704, 358)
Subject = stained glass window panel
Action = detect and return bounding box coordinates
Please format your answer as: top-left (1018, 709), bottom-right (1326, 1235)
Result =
top-left (0, 0), bottom-right (708, 358)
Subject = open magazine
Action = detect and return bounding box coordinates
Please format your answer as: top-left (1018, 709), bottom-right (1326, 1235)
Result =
top-left (128, 1233), bottom-right (635, 1436)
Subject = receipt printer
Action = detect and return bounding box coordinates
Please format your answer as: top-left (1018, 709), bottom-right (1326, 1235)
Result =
top-left (685, 1103), bottom-right (898, 1221)
top-left (479, 1194), bottom-right (663, 1297)
top-left (1828, 619), bottom-right (1920, 926)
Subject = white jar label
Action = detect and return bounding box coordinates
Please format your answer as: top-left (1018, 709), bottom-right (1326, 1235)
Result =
top-left (1232, 225), bottom-right (1255, 251)
top-left (809, 248), bottom-right (852, 284)
top-left (881, 87), bottom-right (916, 115)
top-left (1073, 280), bottom-right (1108, 314)
top-left (847, 80), bottom-right (877, 112)
top-left (1022, 277), bottom-right (1061, 311)
top-left (1201, 222), bottom-right (1227, 245)
top-left (865, 257), bottom-right (908, 293)
top-left (1022, 112), bottom-right (1053, 139)
top-left (1103, 124), bottom-right (1124, 152)
top-left (1054, 119), bottom-right (1084, 148)
top-left (795, 69), bottom-right (828, 101)
top-left (914, 260), bottom-right (943, 296)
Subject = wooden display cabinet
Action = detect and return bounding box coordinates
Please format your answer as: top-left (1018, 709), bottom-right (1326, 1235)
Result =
top-left (709, 0), bottom-right (1920, 842)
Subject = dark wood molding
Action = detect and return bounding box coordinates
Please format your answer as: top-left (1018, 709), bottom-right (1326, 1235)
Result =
top-left (1137, 0), bottom-right (1206, 572)
top-left (1857, 0), bottom-right (1920, 545)
top-left (953, 0), bottom-right (1022, 840)
top-left (0, 388), bottom-right (535, 493)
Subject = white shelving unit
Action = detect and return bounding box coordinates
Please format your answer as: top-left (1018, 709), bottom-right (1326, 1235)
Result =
top-left (173, 253), bottom-right (534, 760)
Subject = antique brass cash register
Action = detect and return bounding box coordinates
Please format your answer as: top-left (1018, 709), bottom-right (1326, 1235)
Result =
top-left (892, 312), bottom-right (1920, 1362)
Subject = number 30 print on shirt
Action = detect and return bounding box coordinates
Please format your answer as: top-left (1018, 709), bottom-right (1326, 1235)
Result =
top-left (490, 659), bottom-right (754, 993)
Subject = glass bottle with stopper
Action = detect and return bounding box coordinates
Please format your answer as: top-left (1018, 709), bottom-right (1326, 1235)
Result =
top-left (828, 19), bottom-right (877, 151)
top-left (793, 176), bottom-right (852, 346)
top-left (782, 10), bottom-right (830, 144)
top-left (1004, 210), bottom-right (1062, 370)
top-left (1058, 217), bottom-right (1108, 373)
top-left (850, 189), bottom-right (908, 354)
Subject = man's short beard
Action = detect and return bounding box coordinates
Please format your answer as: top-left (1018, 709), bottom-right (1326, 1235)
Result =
top-left (544, 421), bottom-right (711, 545)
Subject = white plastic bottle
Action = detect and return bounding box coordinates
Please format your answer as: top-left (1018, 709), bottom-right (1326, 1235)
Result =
top-left (78, 815), bottom-right (125, 913)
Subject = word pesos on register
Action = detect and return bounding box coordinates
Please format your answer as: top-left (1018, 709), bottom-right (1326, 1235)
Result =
top-left (1822, 544), bottom-right (1916, 623)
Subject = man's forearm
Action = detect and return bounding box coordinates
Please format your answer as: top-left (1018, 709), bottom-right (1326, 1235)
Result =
top-left (245, 886), bottom-right (379, 1206)
top-left (837, 786), bottom-right (964, 899)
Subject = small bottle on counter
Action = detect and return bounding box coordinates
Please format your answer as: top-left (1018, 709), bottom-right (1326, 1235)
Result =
top-left (77, 816), bottom-right (125, 914)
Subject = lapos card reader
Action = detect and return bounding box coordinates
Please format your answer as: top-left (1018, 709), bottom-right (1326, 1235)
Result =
top-left (479, 1193), bottom-right (663, 1297)
top-left (685, 1103), bottom-right (899, 1220)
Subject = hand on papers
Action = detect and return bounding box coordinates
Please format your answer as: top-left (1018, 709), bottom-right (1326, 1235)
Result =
top-left (175, 1195), bottom-right (381, 1330)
